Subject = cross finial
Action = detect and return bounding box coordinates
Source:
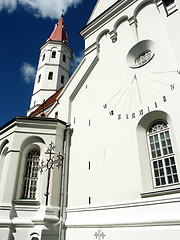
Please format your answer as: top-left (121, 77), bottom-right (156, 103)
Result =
top-left (61, 9), bottom-right (65, 17)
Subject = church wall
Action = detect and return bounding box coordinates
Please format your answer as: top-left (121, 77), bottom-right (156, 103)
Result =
top-left (65, 0), bottom-right (180, 209)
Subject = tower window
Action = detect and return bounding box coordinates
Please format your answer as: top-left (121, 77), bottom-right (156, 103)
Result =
top-left (55, 111), bottom-right (58, 119)
top-left (52, 51), bottom-right (56, 58)
top-left (22, 150), bottom-right (40, 199)
top-left (147, 120), bottom-right (179, 187)
top-left (38, 74), bottom-right (41, 83)
top-left (61, 75), bottom-right (64, 84)
top-left (163, 0), bottom-right (174, 6)
top-left (48, 72), bottom-right (53, 80)
top-left (42, 54), bottom-right (45, 61)
top-left (63, 54), bottom-right (66, 62)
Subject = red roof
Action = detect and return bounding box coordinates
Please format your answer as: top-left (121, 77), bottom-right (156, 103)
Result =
top-left (29, 87), bottom-right (64, 117)
top-left (48, 16), bottom-right (69, 45)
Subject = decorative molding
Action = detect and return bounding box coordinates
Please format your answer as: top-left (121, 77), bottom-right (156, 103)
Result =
top-left (70, 56), bottom-right (99, 102)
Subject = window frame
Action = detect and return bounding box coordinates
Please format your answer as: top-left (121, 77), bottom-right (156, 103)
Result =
top-left (21, 150), bottom-right (40, 200)
top-left (137, 111), bottom-right (180, 198)
top-left (147, 120), bottom-right (179, 188)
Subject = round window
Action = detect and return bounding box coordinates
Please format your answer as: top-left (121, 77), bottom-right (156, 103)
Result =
top-left (135, 50), bottom-right (153, 66)
top-left (126, 40), bottom-right (155, 68)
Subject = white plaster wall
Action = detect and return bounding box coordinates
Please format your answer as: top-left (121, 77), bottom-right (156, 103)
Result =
top-left (65, 0), bottom-right (180, 208)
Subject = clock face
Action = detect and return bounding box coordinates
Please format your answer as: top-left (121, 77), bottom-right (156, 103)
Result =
top-left (103, 68), bottom-right (179, 120)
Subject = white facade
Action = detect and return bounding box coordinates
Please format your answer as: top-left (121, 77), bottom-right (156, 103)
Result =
top-left (1, 0), bottom-right (180, 239)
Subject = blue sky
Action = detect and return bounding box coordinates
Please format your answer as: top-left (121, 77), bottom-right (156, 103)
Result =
top-left (0, 0), bottom-right (97, 127)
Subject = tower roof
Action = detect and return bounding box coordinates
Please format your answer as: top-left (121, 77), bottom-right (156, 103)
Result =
top-left (48, 16), bottom-right (69, 45)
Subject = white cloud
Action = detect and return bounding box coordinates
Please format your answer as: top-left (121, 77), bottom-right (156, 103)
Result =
top-left (0, 0), bottom-right (82, 19)
top-left (71, 51), bottom-right (84, 73)
top-left (21, 62), bottom-right (36, 84)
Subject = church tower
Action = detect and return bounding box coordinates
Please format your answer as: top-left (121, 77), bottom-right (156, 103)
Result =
top-left (28, 16), bottom-right (72, 115)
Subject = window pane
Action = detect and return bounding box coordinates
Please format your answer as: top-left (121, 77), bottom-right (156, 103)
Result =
top-left (161, 177), bottom-right (166, 185)
top-left (155, 178), bottom-right (161, 186)
top-left (168, 175), bottom-right (173, 184)
top-left (174, 174), bottom-right (179, 183)
top-left (153, 161), bottom-right (158, 169)
top-left (158, 160), bottom-right (163, 168)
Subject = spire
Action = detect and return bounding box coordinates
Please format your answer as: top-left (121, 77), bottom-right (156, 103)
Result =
top-left (48, 16), bottom-right (69, 45)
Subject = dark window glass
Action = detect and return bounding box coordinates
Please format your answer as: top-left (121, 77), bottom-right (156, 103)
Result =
top-left (48, 72), bottom-right (53, 80)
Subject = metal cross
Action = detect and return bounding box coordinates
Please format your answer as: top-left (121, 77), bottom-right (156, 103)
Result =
top-left (38, 141), bottom-right (64, 205)
top-left (94, 230), bottom-right (105, 240)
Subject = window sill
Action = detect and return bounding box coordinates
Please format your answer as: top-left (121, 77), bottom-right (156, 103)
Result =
top-left (141, 186), bottom-right (180, 198)
top-left (13, 199), bottom-right (40, 205)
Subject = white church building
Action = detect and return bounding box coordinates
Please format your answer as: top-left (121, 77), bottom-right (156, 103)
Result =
top-left (1, 0), bottom-right (180, 239)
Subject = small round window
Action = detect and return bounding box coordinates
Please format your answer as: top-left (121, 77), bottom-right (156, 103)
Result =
top-left (126, 40), bottom-right (155, 69)
top-left (136, 51), bottom-right (152, 66)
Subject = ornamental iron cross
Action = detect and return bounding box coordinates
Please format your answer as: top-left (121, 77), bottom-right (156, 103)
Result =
top-left (94, 230), bottom-right (105, 240)
top-left (38, 141), bottom-right (64, 205)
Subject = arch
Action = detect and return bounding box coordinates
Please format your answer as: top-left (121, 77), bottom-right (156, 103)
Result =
top-left (96, 29), bottom-right (110, 44)
top-left (136, 110), bottom-right (178, 193)
top-left (0, 139), bottom-right (9, 185)
top-left (113, 16), bottom-right (128, 32)
top-left (30, 232), bottom-right (40, 240)
top-left (133, 0), bottom-right (155, 18)
top-left (16, 136), bottom-right (46, 200)
top-left (0, 139), bottom-right (9, 155)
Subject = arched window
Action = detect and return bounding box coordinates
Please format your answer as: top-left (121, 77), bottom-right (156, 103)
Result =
top-left (52, 51), bottom-right (56, 58)
top-left (21, 150), bottom-right (40, 199)
top-left (163, 0), bottom-right (174, 7)
top-left (63, 54), bottom-right (66, 62)
top-left (48, 72), bottom-right (53, 80)
top-left (38, 74), bottom-right (41, 83)
top-left (147, 120), bottom-right (179, 187)
top-left (61, 75), bottom-right (64, 84)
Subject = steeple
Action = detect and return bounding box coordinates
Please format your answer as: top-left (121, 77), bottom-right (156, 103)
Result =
top-left (27, 15), bottom-right (72, 116)
top-left (48, 16), bottom-right (69, 45)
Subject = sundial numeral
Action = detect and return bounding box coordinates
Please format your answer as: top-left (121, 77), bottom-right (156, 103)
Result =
top-left (155, 102), bottom-right (158, 108)
top-left (139, 109), bottom-right (143, 116)
top-left (132, 113), bottom-right (135, 119)
top-left (163, 96), bottom-right (167, 102)
top-left (109, 110), bottom-right (114, 116)
top-left (177, 70), bottom-right (180, 75)
top-left (118, 114), bottom-right (121, 120)
top-left (170, 84), bottom-right (175, 90)
top-left (103, 104), bottom-right (107, 109)
top-left (147, 106), bottom-right (150, 112)
top-left (126, 114), bottom-right (129, 119)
